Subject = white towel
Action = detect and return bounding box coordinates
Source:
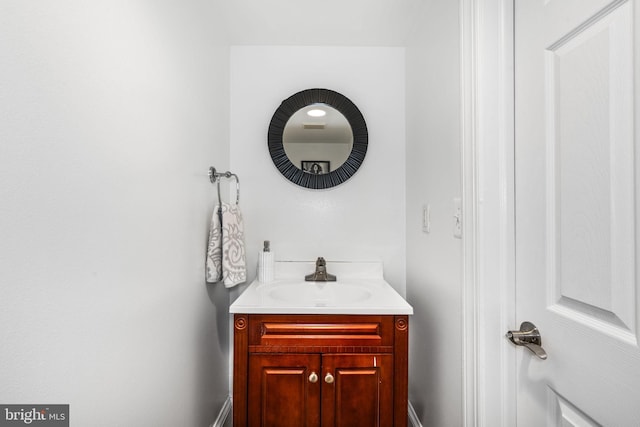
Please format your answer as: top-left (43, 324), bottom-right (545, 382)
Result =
top-left (206, 202), bottom-right (247, 287)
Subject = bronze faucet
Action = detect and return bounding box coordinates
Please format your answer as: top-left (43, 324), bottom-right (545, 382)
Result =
top-left (305, 257), bottom-right (336, 282)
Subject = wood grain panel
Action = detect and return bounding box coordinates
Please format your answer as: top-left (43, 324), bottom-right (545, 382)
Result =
top-left (321, 353), bottom-right (392, 427)
top-left (234, 314), bottom-right (409, 426)
top-left (248, 353), bottom-right (321, 427)
top-left (248, 314), bottom-right (394, 347)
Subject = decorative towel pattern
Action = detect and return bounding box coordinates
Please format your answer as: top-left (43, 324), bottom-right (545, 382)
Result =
top-left (206, 202), bottom-right (247, 287)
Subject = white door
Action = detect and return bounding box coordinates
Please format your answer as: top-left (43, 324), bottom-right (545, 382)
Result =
top-left (514, 0), bottom-right (640, 425)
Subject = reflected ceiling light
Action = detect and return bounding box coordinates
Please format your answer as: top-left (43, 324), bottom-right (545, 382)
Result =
top-left (307, 108), bottom-right (326, 117)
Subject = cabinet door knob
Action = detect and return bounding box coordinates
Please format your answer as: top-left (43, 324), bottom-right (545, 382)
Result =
top-left (324, 373), bottom-right (334, 384)
top-left (308, 372), bottom-right (318, 383)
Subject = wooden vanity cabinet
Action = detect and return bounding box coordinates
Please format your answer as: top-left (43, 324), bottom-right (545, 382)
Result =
top-left (233, 314), bottom-right (409, 427)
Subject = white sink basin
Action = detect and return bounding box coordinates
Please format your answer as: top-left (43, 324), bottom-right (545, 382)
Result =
top-left (266, 281), bottom-right (372, 306)
top-left (229, 261), bottom-right (413, 315)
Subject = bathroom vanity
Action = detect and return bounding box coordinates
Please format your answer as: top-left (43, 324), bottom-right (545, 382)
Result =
top-left (230, 261), bottom-right (413, 427)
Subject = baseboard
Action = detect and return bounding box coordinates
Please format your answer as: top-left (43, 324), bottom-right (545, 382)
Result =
top-left (211, 396), bottom-right (420, 427)
top-left (210, 396), bottom-right (232, 427)
top-left (408, 400), bottom-right (423, 427)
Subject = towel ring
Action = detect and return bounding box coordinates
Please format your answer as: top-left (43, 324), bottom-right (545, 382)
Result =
top-left (209, 167), bottom-right (240, 206)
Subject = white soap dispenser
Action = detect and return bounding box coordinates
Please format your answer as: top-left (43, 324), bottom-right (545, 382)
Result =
top-left (258, 240), bottom-right (275, 283)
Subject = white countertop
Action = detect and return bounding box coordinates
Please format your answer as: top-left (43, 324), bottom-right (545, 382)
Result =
top-left (229, 261), bottom-right (413, 315)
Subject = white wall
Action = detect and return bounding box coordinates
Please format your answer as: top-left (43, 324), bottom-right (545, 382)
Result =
top-left (229, 46), bottom-right (407, 294)
top-left (0, 2), bottom-right (468, 424)
top-left (0, 1), bottom-right (230, 425)
top-left (405, 1), bottom-right (464, 426)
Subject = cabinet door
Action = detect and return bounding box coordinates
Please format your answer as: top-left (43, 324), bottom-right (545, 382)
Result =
top-left (248, 353), bottom-right (321, 427)
top-left (321, 354), bottom-right (393, 427)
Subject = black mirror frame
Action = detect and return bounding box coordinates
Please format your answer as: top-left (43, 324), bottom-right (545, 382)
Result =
top-left (267, 88), bottom-right (368, 189)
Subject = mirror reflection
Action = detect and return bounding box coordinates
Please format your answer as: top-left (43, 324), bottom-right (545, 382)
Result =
top-left (282, 103), bottom-right (353, 175)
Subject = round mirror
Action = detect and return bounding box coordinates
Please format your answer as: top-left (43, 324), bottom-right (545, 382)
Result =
top-left (268, 88), bottom-right (368, 189)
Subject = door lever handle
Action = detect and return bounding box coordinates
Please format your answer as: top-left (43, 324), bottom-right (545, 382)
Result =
top-left (506, 321), bottom-right (547, 360)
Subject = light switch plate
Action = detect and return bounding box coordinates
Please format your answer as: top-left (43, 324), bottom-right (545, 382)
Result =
top-left (422, 204), bottom-right (431, 233)
top-left (453, 198), bottom-right (462, 238)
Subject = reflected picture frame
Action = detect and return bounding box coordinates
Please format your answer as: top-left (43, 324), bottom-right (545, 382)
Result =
top-left (301, 160), bottom-right (330, 175)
